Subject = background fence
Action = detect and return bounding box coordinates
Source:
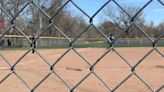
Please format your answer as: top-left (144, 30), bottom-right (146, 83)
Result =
top-left (0, 35), bottom-right (164, 47)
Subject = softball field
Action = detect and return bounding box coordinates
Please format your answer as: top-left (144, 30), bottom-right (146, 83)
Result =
top-left (0, 47), bottom-right (164, 92)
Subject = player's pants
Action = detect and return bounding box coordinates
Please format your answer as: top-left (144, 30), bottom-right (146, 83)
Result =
top-left (31, 42), bottom-right (36, 53)
top-left (107, 41), bottom-right (114, 49)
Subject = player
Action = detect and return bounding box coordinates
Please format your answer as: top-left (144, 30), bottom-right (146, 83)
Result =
top-left (7, 39), bottom-right (11, 47)
top-left (107, 33), bottom-right (114, 50)
top-left (30, 34), bottom-right (36, 54)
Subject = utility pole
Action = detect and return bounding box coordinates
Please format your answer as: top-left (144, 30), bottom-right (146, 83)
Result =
top-left (37, 0), bottom-right (42, 47)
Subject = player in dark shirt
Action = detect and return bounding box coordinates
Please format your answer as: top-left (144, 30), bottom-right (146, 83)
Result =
top-left (30, 34), bottom-right (36, 54)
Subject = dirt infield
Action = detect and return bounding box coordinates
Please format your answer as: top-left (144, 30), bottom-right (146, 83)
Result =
top-left (0, 47), bottom-right (164, 92)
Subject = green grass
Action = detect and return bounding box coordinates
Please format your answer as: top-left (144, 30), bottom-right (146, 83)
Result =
top-left (0, 43), bottom-right (163, 50)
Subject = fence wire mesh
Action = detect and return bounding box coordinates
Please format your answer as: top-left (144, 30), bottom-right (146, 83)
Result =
top-left (0, 0), bottom-right (164, 92)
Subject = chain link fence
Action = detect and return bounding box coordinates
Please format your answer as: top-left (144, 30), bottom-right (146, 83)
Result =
top-left (0, 0), bottom-right (164, 92)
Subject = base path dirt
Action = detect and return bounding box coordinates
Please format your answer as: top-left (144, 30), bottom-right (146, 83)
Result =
top-left (0, 47), bottom-right (164, 92)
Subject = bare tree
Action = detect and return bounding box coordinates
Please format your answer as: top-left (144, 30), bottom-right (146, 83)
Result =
top-left (102, 5), bottom-right (145, 38)
top-left (1, 0), bottom-right (88, 38)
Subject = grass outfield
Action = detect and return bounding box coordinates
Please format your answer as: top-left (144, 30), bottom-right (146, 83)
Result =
top-left (0, 43), bottom-right (164, 50)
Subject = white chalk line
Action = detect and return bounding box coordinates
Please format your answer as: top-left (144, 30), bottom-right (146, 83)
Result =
top-left (77, 48), bottom-right (91, 53)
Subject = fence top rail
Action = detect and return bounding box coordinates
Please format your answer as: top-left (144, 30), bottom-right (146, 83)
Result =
top-left (1, 35), bottom-right (164, 40)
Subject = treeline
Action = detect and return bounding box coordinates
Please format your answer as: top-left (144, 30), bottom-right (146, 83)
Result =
top-left (0, 0), bottom-right (163, 38)
top-left (99, 20), bottom-right (164, 38)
